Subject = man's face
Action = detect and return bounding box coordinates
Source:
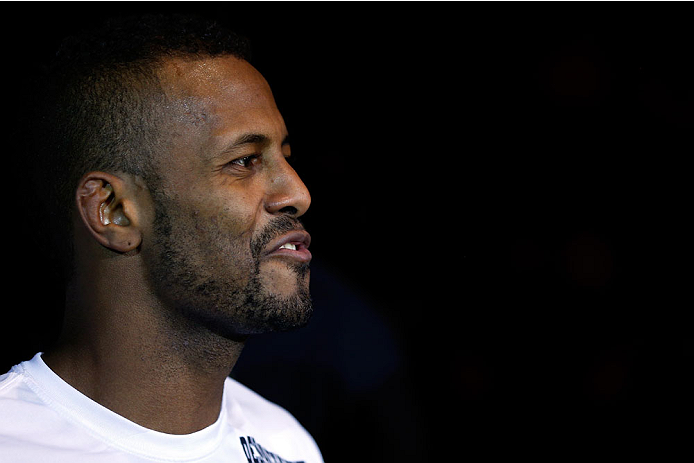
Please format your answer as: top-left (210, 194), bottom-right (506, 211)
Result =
top-left (141, 56), bottom-right (312, 338)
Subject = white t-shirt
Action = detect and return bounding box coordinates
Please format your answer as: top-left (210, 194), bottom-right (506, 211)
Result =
top-left (0, 353), bottom-right (323, 463)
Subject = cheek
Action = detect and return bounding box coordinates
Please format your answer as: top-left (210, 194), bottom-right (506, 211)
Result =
top-left (192, 185), bottom-right (262, 238)
top-left (188, 206), bottom-right (257, 264)
top-left (159, 181), bottom-right (264, 266)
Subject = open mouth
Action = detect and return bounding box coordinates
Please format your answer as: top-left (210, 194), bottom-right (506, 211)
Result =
top-left (264, 230), bottom-right (312, 263)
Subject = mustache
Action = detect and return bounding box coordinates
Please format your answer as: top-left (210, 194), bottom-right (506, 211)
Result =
top-left (251, 215), bottom-right (306, 260)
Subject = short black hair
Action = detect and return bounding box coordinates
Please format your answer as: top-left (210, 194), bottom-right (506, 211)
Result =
top-left (31, 13), bottom-right (251, 275)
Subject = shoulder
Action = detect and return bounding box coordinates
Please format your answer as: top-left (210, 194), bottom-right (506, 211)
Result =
top-left (223, 377), bottom-right (323, 462)
top-left (0, 363), bottom-right (93, 459)
top-left (224, 376), bottom-right (306, 432)
top-left (0, 368), bottom-right (22, 393)
top-left (0, 364), bottom-right (47, 417)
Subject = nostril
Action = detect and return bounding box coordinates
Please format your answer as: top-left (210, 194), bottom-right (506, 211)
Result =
top-left (279, 206), bottom-right (298, 215)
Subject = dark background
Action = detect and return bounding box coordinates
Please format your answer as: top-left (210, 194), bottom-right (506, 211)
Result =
top-left (3, 2), bottom-right (692, 460)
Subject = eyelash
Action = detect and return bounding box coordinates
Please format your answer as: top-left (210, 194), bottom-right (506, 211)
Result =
top-left (229, 154), bottom-right (260, 169)
top-left (224, 153), bottom-right (293, 173)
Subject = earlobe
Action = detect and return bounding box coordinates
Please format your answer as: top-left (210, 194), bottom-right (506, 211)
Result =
top-left (76, 172), bottom-right (142, 254)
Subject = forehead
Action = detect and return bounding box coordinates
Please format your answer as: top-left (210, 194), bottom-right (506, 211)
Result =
top-left (155, 55), bottom-right (287, 170)
top-left (158, 55), bottom-right (283, 135)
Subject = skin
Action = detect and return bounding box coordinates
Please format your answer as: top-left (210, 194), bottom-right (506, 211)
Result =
top-left (43, 55), bottom-right (311, 434)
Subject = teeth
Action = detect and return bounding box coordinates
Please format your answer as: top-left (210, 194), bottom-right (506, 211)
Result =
top-left (279, 243), bottom-right (297, 251)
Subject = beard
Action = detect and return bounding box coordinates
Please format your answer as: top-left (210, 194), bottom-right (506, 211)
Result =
top-left (143, 193), bottom-right (312, 340)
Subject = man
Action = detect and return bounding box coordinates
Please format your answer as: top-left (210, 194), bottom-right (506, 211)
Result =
top-left (0, 14), bottom-right (322, 463)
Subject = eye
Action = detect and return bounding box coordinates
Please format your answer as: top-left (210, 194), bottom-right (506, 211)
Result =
top-left (229, 154), bottom-right (260, 169)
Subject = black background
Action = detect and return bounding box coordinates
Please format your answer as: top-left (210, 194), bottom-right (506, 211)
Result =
top-left (3, 2), bottom-right (692, 460)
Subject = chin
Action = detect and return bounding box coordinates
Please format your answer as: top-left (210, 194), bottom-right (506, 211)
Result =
top-left (259, 260), bottom-right (310, 297)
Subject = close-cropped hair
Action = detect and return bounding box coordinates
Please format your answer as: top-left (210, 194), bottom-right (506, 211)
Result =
top-left (30, 14), bottom-right (252, 275)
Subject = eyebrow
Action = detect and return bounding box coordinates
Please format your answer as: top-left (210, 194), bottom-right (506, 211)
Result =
top-left (223, 133), bottom-right (290, 152)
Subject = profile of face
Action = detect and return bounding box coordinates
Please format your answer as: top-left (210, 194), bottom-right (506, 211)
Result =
top-left (141, 56), bottom-right (312, 339)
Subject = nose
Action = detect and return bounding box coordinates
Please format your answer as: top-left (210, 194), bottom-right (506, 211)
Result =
top-left (264, 160), bottom-right (311, 218)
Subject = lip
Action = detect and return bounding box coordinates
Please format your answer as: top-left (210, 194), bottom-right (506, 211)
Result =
top-left (263, 230), bottom-right (312, 263)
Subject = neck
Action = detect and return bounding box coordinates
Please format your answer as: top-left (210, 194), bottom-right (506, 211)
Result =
top-left (43, 255), bottom-right (245, 435)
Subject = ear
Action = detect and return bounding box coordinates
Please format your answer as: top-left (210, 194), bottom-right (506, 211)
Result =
top-left (75, 172), bottom-right (143, 254)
